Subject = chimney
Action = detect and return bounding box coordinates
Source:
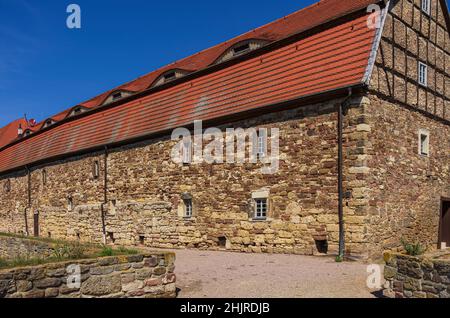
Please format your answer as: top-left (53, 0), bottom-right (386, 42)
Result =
top-left (17, 123), bottom-right (23, 137)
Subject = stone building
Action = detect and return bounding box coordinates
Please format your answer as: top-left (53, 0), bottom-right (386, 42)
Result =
top-left (0, 0), bottom-right (449, 259)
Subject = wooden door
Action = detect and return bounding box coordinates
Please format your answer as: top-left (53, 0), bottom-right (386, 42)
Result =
top-left (441, 200), bottom-right (450, 247)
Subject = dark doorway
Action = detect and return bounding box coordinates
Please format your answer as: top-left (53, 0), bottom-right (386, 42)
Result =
top-left (33, 211), bottom-right (39, 237)
top-left (440, 200), bottom-right (450, 248)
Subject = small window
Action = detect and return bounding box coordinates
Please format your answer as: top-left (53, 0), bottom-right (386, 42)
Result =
top-left (139, 235), bottom-right (145, 246)
top-left (43, 119), bottom-right (54, 129)
top-left (419, 129), bottom-right (430, 156)
top-left (4, 179), bottom-right (11, 192)
top-left (163, 71), bottom-right (176, 82)
top-left (23, 130), bottom-right (32, 137)
top-left (42, 169), bottom-right (47, 186)
top-left (418, 62), bottom-right (428, 86)
top-left (182, 140), bottom-right (192, 164)
top-left (233, 43), bottom-right (250, 56)
top-left (184, 199), bottom-right (193, 218)
top-left (254, 198), bottom-right (268, 220)
top-left (256, 129), bottom-right (267, 158)
top-left (421, 0), bottom-right (431, 15)
top-left (68, 197), bottom-right (74, 211)
top-left (112, 92), bottom-right (122, 101)
top-left (93, 160), bottom-right (100, 179)
top-left (72, 107), bottom-right (83, 115)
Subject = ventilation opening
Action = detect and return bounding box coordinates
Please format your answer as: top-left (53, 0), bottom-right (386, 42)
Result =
top-left (315, 240), bottom-right (328, 254)
top-left (139, 235), bottom-right (145, 246)
top-left (218, 236), bottom-right (227, 248)
top-left (107, 232), bottom-right (115, 244)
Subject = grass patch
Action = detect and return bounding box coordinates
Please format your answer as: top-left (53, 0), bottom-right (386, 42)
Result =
top-left (0, 233), bottom-right (139, 270)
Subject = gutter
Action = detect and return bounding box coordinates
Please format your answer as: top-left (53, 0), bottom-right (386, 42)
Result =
top-left (101, 146), bottom-right (108, 244)
top-left (337, 88), bottom-right (354, 261)
top-left (25, 165), bottom-right (31, 236)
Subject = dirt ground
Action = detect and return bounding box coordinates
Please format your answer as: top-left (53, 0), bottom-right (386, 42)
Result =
top-left (167, 249), bottom-right (382, 298)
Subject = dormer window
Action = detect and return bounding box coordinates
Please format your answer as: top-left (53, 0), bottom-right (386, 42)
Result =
top-left (23, 130), bottom-right (32, 137)
top-left (163, 71), bottom-right (176, 82)
top-left (43, 119), bottom-right (54, 129)
top-left (70, 106), bottom-right (86, 117)
top-left (214, 39), bottom-right (270, 64)
top-left (151, 69), bottom-right (190, 88)
top-left (112, 92), bottom-right (122, 101)
top-left (232, 43), bottom-right (251, 56)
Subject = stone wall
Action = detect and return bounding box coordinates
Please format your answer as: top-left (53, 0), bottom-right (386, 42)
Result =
top-left (384, 251), bottom-right (450, 298)
top-left (0, 251), bottom-right (176, 298)
top-left (0, 235), bottom-right (55, 259)
top-left (0, 97), bottom-right (370, 258)
top-left (364, 94), bottom-right (450, 257)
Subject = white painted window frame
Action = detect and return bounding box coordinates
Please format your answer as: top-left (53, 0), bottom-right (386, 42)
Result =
top-left (421, 0), bottom-right (431, 15)
top-left (418, 129), bottom-right (430, 157)
top-left (418, 62), bottom-right (428, 87)
top-left (184, 199), bottom-right (193, 218)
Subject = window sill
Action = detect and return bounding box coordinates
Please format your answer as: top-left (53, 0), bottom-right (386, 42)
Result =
top-left (250, 218), bottom-right (270, 222)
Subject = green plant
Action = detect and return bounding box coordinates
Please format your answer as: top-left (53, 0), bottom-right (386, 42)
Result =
top-left (67, 242), bottom-right (86, 259)
top-left (52, 244), bottom-right (70, 260)
top-left (401, 239), bottom-right (426, 256)
top-left (100, 246), bottom-right (114, 257)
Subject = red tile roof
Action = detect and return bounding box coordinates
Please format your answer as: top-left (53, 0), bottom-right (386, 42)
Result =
top-left (0, 0), bottom-right (381, 174)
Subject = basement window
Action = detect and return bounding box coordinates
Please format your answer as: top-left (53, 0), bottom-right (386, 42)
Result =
top-left (315, 239), bottom-right (329, 254)
top-left (93, 160), bottom-right (100, 179)
top-left (418, 62), bottom-right (428, 87)
top-left (418, 129), bottom-right (430, 156)
top-left (254, 198), bottom-right (268, 220)
top-left (421, 0), bottom-right (431, 15)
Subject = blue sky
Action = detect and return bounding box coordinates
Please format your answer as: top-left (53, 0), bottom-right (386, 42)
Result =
top-left (0, 0), bottom-right (448, 127)
top-left (0, 0), bottom-right (318, 127)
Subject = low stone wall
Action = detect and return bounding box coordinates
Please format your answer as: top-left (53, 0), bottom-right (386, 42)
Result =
top-left (0, 235), bottom-right (55, 259)
top-left (383, 252), bottom-right (450, 298)
top-left (0, 252), bottom-right (176, 298)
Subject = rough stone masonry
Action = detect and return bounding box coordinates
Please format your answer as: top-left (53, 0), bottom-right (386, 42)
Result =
top-left (0, 0), bottom-right (449, 260)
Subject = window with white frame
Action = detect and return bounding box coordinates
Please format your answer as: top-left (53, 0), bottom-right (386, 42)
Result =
top-left (255, 129), bottom-right (267, 158)
top-left (418, 62), bottom-right (428, 86)
top-left (93, 160), bottom-right (100, 179)
top-left (254, 198), bottom-right (268, 219)
top-left (184, 199), bottom-right (193, 218)
top-left (421, 0), bottom-right (431, 15)
top-left (182, 139), bottom-right (192, 164)
top-left (418, 129), bottom-right (430, 156)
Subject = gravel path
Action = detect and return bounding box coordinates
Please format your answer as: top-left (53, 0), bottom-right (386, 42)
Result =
top-left (168, 249), bottom-right (380, 298)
